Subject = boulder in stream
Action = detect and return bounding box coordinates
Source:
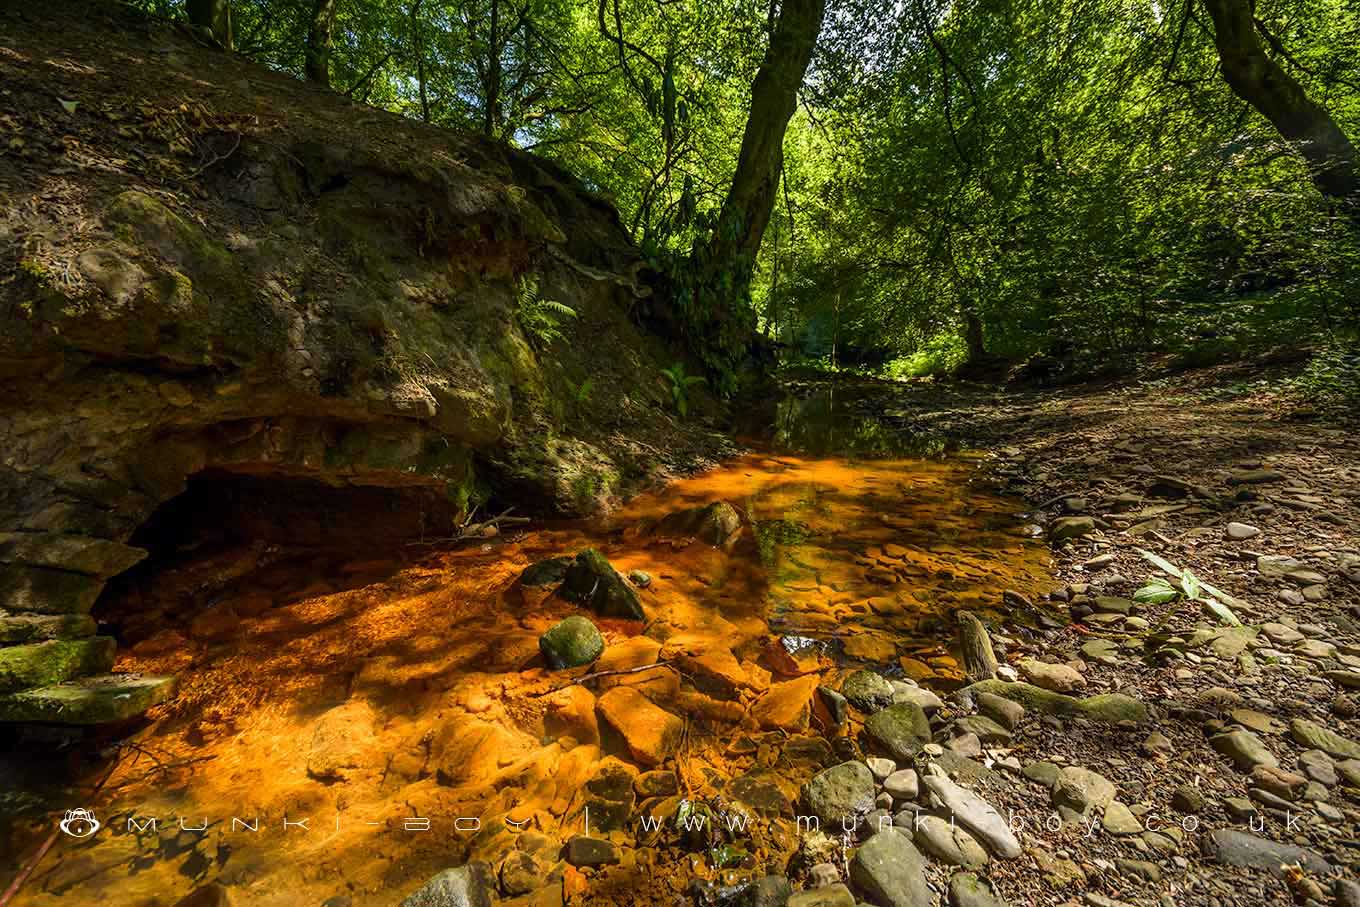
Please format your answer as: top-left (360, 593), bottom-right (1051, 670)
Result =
top-left (539, 615), bottom-right (605, 669)
top-left (559, 549), bottom-right (645, 620)
top-left (651, 500), bottom-right (743, 546)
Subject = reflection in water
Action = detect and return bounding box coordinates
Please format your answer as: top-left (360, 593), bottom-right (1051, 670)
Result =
top-left (1, 384), bottom-right (1053, 906)
top-left (771, 384), bottom-right (950, 459)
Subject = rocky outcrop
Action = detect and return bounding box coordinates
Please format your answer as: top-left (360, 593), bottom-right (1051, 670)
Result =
top-left (0, 1), bottom-right (725, 721)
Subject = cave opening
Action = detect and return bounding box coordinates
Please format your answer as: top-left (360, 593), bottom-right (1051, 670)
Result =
top-left (93, 469), bottom-right (463, 647)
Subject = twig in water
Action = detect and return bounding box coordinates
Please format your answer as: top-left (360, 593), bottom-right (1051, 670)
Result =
top-left (533, 661), bottom-right (676, 695)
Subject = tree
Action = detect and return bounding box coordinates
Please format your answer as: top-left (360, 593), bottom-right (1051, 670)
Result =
top-left (704, 0), bottom-right (826, 311)
top-left (187, 0), bottom-right (233, 50)
top-left (306, 0), bottom-right (338, 87)
top-left (1202, 0), bottom-right (1359, 222)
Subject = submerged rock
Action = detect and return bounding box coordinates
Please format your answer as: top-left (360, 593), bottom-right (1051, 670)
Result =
top-left (519, 557), bottom-right (573, 588)
top-left (539, 615), bottom-right (605, 669)
top-left (565, 836), bottom-right (620, 867)
top-left (596, 686), bottom-right (682, 766)
top-left (559, 549), bottom-right (645, 620)
top-left (652, 501), bottom-right (743, 546)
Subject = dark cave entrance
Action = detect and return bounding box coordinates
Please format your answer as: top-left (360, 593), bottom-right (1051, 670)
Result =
top-left (93, 469), bottom-right (463, 646)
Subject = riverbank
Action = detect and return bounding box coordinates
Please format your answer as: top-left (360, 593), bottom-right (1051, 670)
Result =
top-left (2, 364), bottom-right (1356, 907)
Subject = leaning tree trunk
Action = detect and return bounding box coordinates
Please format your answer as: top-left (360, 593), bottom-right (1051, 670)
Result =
top-left (187, 0), bottom-right (233, 51)
top-left (704, 0), bottom-right (826, 307)
top-left (1202, 0), bottom-right (1359, 223)
top-left (306, 0), bottom-right (338, 87)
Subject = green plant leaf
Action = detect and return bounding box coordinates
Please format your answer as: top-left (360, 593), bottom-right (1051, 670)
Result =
top-left (1133, 577), bottom-right (1178, 604)
top-left (1179, 568), bottom-right (1201, 601)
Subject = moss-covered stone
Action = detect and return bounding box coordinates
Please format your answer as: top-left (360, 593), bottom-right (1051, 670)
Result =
top-left (560, 549), bottom-right (644, 620)
top-left (863, 702), bottom-right (932, 760)
top-left (0, 613), bottom-right (97, 644)
top-left (0, 673), bottom-right (177, 724)
top-left (539, 615), bottom-right (605, 669)
top-left (964, 679), bottom-right (1148, 724)
top-left (0, 637), bottom-right (116, 694)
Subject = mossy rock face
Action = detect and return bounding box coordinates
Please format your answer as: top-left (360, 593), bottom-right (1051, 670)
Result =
top-left (0, 613), bottom-right (98, 644)
top-left (539, 615), bottom-right (605, 670)
top-left (0, 566), bottom-right (106, 616)
top-left (0, 533), bottom-right (147, 579)
top-left (0, 637), bottom-right (116, 694)
top-left (559, 549), bottom-right (644, 620)
top-left (0, 18), bottom-right (729, 686)
top-left (0, 674), bottom-right (177, 724)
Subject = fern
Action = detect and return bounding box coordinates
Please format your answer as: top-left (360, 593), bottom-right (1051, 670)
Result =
top-left (516, 276), bottom-right (577, 347)
top-left (660, 362), bottom-right (705, 417)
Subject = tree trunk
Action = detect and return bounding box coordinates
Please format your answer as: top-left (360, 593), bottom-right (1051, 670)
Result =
top-left (706, 0), bottom-right (826, 301)
top-left (484, 0), bottom-right (502, 138)
top-left (962, 306), bottom-right (985, 364)
top-left (187, 0), bottom-right (233, 51)
top-left (1202, 0), bottom-right (1358, 221)
top-left (306, 0), bottom-right (337, 87)
top-left (306, 0), bottom-right (338, 88)
top-left (411, 0), bottom-right (429, 122)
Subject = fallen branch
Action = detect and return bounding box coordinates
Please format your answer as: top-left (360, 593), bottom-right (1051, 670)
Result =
top-left (408, 507), bottom-right (531, 546)
top-left (532, 660), bottom-right (677, 696)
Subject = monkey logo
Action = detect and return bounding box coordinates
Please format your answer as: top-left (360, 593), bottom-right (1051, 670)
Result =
top-left (59, 808), bottom-right (101, 838)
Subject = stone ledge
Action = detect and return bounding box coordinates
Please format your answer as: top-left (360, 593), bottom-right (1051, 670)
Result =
top-left (0, 637), bottom-right (116, 694)
top-left (0, 673), bottom-right (177, 724)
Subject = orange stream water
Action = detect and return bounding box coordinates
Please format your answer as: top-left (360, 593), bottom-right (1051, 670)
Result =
top-left (3, 442), bottom-right (1053, 906)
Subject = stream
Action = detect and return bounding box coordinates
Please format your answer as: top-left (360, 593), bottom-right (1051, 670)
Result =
top-left (1, 382), bottom-right (1056, 907)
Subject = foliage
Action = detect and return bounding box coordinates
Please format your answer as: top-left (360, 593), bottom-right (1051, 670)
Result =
top-left (660, 361), bottom-right (705, 417)
top-left (1293, 339), bottom-right (1360, 422)
top-left (515, 275), bottom-right (576, 348)
top-left (1135, 547), bottom-right (1241, 627)
top-left (564, 376), bottom-right (594, 405)
top-left (882, 334), bottom-right (968, 380)
top-left (132, 0), bottom-right (1360, 380)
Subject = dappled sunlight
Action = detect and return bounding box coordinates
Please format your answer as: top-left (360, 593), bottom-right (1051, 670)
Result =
top-left (2, 443), bottom-right (1052, 906)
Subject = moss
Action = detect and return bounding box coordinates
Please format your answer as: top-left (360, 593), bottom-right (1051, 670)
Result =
top-left (0, 637), bottom-right (116, 694)
top-left (964, 680), bottom-right (1148, 724)
top-left (539, 615), bottom-right (604, 670)
top-left (0, 674), bottom-right (176, 724)
top-left (106, 191), bottom-right (235, 283)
